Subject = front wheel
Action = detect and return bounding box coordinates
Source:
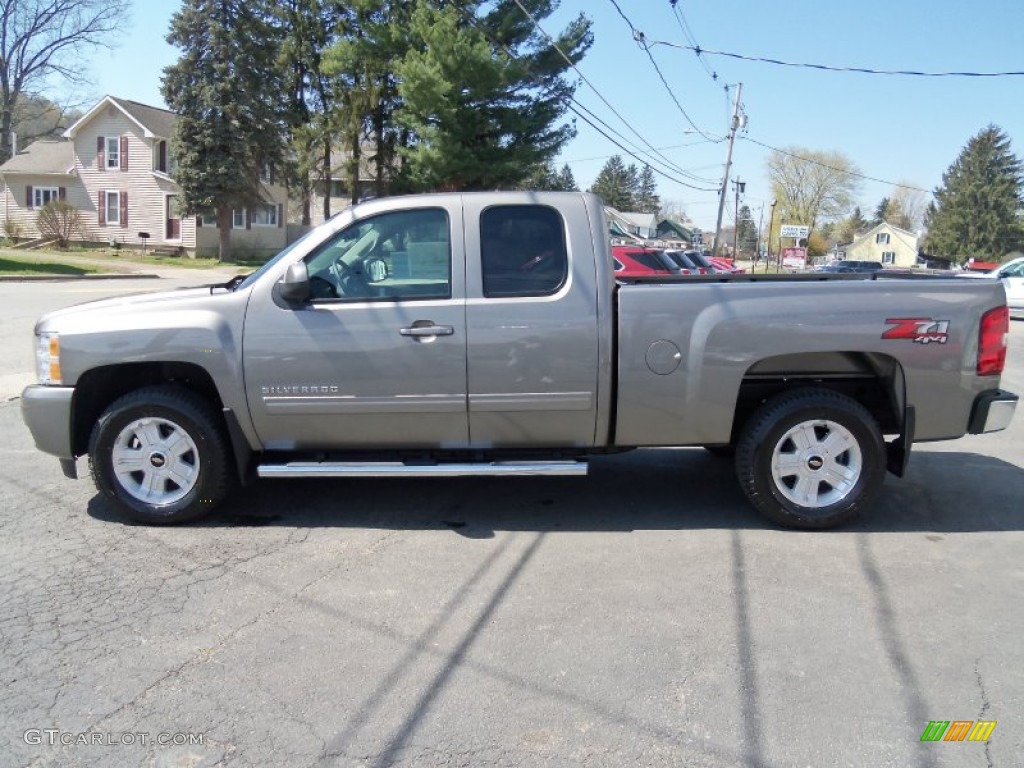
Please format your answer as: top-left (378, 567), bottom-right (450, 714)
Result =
top-left (88, 385), bottom-right (231, 524)
top-left (735, 388), bottom-right (885, 529)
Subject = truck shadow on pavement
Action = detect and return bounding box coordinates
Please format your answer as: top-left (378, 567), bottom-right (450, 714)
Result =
top-left (87, 448), bottom-right (1024, 534)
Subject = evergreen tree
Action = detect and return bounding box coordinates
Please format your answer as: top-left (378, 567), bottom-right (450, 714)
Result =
top-left (925, 125), bottom-right (1024, 260)
top-left (589, 155), bottom-right (634, 210)
top-left (274, 0), bottom-right (340, 224)
top-left (737, 204), bottom-right (757, 253)
top-left (556, 163), bottom-right (578, 192)
top-left (834, 206), bottom-right (868, 243)
top-left (394, 0), bottom-right (592, 191)
top-left (163, 0), bottom-right (285, 261)
top-left (635, 165), bottom-right (660, 213)
top-left (872, 197), bottom-right (890, 225)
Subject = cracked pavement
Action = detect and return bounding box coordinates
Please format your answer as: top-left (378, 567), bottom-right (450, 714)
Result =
top-left (1, 281), bottom-right (1023, 767)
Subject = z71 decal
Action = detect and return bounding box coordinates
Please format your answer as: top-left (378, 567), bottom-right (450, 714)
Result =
top-left (882, 318), bottom-right (950, 344)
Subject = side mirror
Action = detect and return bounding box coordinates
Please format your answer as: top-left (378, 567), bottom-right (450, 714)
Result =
top-left (279, 262), bottom-right (311, 302)
top-left (364, 256), bottom-right (389, 283)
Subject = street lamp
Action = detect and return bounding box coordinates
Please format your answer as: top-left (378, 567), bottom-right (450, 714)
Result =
top-left (766, 199), bottom-right (777, 273)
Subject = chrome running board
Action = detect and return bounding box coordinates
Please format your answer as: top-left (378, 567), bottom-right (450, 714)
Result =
top-left (257, 460), bottom-right (589, 479)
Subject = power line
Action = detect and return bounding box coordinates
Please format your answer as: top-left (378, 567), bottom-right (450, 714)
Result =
top-left (569, 105), bottom-right (719, 191)
top-left (605, 0), bottom-right (721, 142)
top-left (452, 1), bottom-right (718, 192)
top-left (670, 1), bottom-right (723, 87)
top-left (647, 40), bottom-right (1024, 78)
top-left (503, 0), bottom-right (720, 189)
top-left (569, 99), bottom-right (720, 184)
top-left (741, 136), bottom-right (933, 194)
top-left (564, 139), bottom-right (722, 164)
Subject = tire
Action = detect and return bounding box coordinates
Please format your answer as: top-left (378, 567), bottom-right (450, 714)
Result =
top-left (735, 388), bottom-right (885, 529)
top-left (88, 385), bottom-right (231, 524)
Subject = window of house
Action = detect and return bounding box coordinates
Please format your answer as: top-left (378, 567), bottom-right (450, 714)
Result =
top-left (106, 137), bottom-right (120, 169)
top-left (232, 209), bottom-right (246, 229)
top-left (302, 208), bottom-right (451, 302)
top-left (251, 203), bottom-right (278, 227)
top-left (882, 251), bottom-right (896, 264)
top-left (876, 232), bottom-right (890, 244)
top-left (259, 162), bottom-right (272, 183)
top-left (105, 191), bottom-right (120, 226)
top-left (34, 187), bottom-right (59, 208)
top-left (481, 205), bottom-right (568, 298)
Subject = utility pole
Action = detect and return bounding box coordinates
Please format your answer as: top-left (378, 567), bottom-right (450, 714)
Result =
top-left (731, 177), bottom-right (744, 257)
top-left (712, 82), bottom-right (743, 257)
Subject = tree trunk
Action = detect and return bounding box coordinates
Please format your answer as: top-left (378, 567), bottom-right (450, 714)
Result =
top-left (322, 136), bottom-right (332, 222)
top-left (300, 136), bottom-right (312, 226)
top-left (349, 129), bottom-right (360, 206)
top-left (217, 205), bottom-right (232, 262)
top-left (373, 100), bottom-right (386, 198)
top-left (0, 96), bottom-right (14, 165)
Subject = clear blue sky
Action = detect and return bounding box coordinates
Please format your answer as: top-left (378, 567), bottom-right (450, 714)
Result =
top-left (82, 0), bottom-right (1024, 231)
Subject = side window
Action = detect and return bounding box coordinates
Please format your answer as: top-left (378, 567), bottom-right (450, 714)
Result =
top-left (304, 208), bottom-right (451, 301)
top-left (481, 205), bottom-right (567, 298)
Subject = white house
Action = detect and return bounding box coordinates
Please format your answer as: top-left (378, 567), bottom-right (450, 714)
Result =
top-left (0, 95), bottom-right (288, 257)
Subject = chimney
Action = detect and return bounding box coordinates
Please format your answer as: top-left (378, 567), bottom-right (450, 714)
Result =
top-left (10, 131), bottom-right (16, 155)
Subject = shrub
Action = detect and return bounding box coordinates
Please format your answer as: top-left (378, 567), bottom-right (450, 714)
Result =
top-left (3, 217), bottom-right (23, 241)
top-left (36, 201), bottom-right (84, 249)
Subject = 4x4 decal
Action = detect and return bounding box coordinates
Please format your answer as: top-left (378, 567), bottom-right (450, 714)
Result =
top-left (882, 317), bottom-right (950, 344)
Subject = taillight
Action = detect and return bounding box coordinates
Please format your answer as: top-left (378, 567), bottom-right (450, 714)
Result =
top-left (977, 305), bottom-right (1009, 375)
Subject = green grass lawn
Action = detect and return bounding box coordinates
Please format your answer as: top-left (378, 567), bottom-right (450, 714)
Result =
top-left (0, 256), bottom-right (99, 276)
top-left (94, 250), bottom-right (267, 269)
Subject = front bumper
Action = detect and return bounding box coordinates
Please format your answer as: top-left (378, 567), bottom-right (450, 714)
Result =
top-left (21, 385), bottom-right (74, 459)
top-left (968, 389), bottom-right (1019, 434)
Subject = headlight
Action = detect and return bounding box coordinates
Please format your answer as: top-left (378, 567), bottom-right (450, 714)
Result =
top-left (36, 333), bottom-right (61, 385)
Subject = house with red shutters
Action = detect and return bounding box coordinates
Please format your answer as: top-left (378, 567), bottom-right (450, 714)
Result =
top-left (0, 95), bottom-right (287, 257)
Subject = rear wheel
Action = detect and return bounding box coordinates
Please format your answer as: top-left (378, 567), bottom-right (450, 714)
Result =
top-left (88, 385), bottom-right (230, 524)
top-left (735, 388), bottom-right (885, 529)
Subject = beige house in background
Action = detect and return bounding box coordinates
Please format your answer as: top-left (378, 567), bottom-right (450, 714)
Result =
top-left (840, 222), bottom-right (920, 268)
top-left (0, 95), bottom-right (287, 257)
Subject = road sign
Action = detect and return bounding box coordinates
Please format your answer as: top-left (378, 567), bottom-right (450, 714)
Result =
top-left (690, 228), bottom-right (703, 245)
top-left (780, 224), bottom-right (809, 239)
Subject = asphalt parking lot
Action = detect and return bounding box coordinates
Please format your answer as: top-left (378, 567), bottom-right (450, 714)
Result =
top-left (1, 278), bottom-right (1022, 767)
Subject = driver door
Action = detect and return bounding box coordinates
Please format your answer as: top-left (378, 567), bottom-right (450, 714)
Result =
top-left (243, 201), bottom-right (470, 450)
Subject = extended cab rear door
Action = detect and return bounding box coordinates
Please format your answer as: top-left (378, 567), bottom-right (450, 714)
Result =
top-left (462, 193), bottom-right (605, 448)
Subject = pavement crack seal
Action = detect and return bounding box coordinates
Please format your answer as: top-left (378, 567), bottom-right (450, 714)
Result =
top-left (974, 657), bottom-right (994, 768)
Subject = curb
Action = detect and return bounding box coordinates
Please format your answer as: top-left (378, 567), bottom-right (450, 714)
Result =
top-left (0, 273), bottom-right (162, 282)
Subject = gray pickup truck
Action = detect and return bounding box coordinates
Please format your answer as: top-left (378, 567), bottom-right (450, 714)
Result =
top-left (21, 192), bottom-right (1018, 528)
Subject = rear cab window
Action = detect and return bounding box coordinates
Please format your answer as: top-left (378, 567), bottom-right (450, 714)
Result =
top-left (480, 205), bottom-right (568, 298)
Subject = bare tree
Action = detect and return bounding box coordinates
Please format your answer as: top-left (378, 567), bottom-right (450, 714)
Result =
top-left (0, 0), bottom-right (128, 163)
top-left (766, 147), bottom-right (862, 234)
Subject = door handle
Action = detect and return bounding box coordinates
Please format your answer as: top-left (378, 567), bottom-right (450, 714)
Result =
top-left (399, 324), bottom-right (454, 337)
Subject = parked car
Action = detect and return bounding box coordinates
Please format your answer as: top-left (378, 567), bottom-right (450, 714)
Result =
top-left (841, 260), bottom-right (885, 273)
top-left (707, 256), bottom-right (745, 274)
top-left (957, 256), bottom-right (1024, 318)
top-left (612, 246), bottom-right (674, 276)
top-left (20, 191), bottom-right (1018, 530)
top-left (661, 249), bottom-right (707, 275)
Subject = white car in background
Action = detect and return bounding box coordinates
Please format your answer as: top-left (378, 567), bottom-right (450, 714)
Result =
top-left (960, 256), bottom-right (1024, 318)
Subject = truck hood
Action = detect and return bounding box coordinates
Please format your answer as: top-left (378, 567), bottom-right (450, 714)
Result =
top-left (35, 284), bottom-right (242, 333)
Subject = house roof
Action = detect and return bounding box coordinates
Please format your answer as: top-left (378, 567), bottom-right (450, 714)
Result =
top-left (63, 95), bottom-right (177, 140)
top-left (616, 211), bottom-right (658, 230)
top-left (0, 139), bottom-right (75, 176)
top-left (852, 220), bottom-right (919, 249)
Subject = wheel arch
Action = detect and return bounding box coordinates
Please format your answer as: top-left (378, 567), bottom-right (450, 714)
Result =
top-left (71, 362), bottom-right (231, 458)
top-left (730, 351), bottom-right (907, 460)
